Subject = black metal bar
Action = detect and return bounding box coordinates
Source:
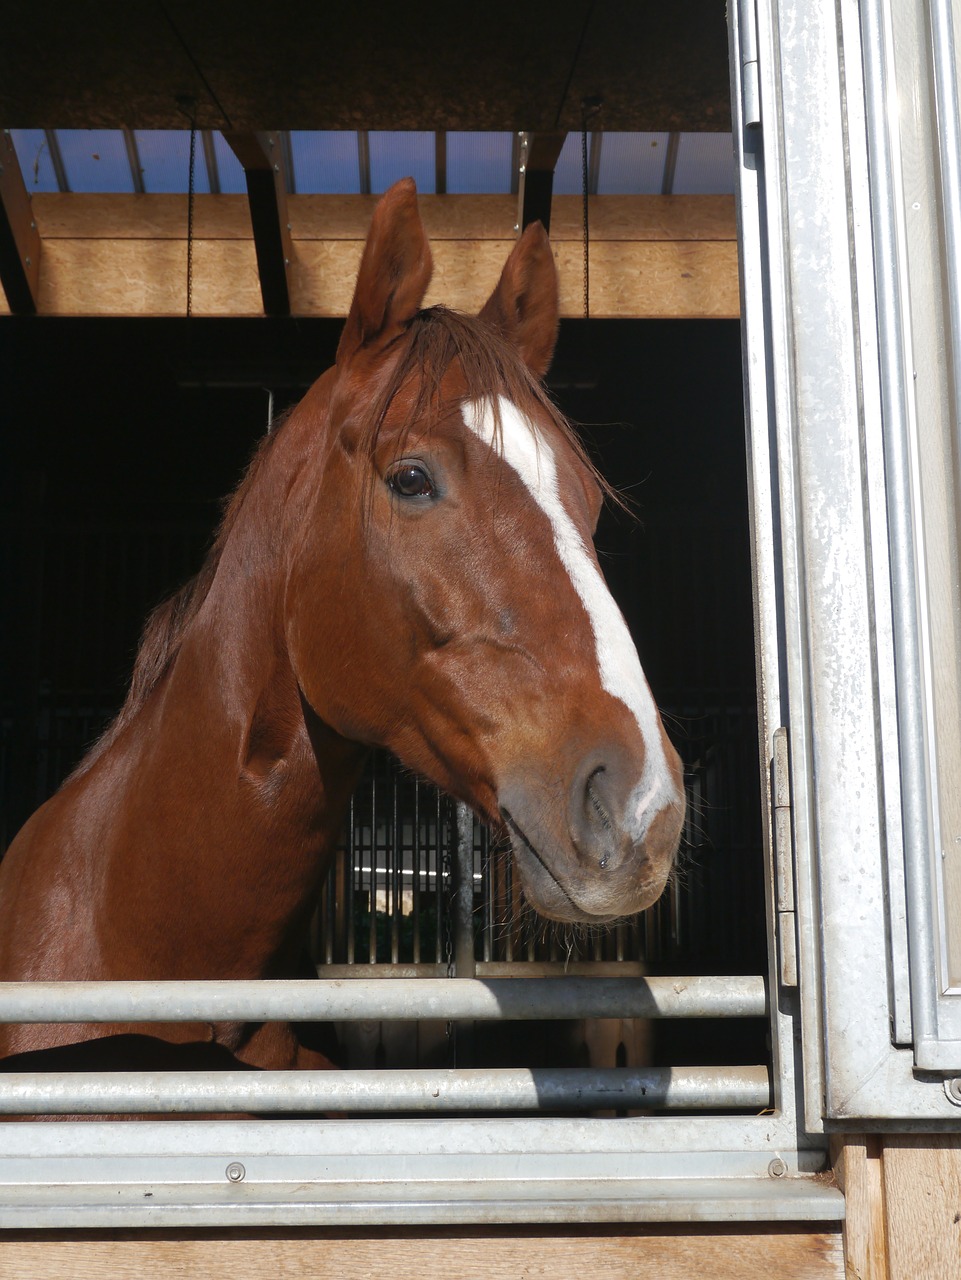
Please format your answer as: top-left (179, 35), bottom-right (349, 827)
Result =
top-left (0, 131), bottom-right (40, 313)
top-left (357, 130), bottom-right (371, 196)
top-left (201, 130), bottom-right (220, 195)
top-left (122, 128), bottom-right (145, 194)
top-left (661, 131), bottom-right (681, 196)
top-left (518, 131), bottom-right (566, 232)
top-left (434, 130), bottom-right (446, 194)
top-left (222, 131), bottom-right (292, 317)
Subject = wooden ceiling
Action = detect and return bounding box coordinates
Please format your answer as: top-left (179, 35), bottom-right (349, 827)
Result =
top-left (0, 0), bottom-right (731, 133)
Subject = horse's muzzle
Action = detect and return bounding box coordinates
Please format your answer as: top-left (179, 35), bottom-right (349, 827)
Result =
top-left (498, 750), bottom-right (685, 924)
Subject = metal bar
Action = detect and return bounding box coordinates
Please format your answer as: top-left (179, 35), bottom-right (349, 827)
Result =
top-left (0, 975), bottom-right (767, 1023)
top-left (453, 803), bottom-right (476, 978)
top-left (516, 131), bottom-right (567, 232)
top-left (0, 130), bottom-right (40, 314)
top-left (43, 128), bottom-right (68, 192)
top-left (121, 128), bottom-right (144, 193)
top-left (0, 1065), bottom-right (771, 1115)
top-left (357, 130), bottom-right (371, 196)
top-left (660, 131), bottom-right (681, 195)
top-left (435, 130), bottom-right (447, 194)
top-left (221, 130), bottom-right (292, 316)
top-left (201, 130), bottom-right (220, 194)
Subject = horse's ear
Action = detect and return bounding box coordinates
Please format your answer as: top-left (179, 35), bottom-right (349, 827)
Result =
top-left (337, 178), bottom-right (433, 365)
top-left (479, 221), bottom-right (559, 379)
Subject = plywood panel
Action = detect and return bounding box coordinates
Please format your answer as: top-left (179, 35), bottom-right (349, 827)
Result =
top-left (19, 192), bottom-right (739, 319)
top-left (36, 237), bottom-right (738, 320)
top-left (0, 1225), bottom-right (844, 1280)
top-left (30, 194), bottom-right (736, 246)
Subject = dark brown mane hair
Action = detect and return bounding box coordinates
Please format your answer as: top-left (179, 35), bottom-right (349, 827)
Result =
top-left (71, 305), bottom-right (611, 779)
top-left (69, 409), bottom-right (295, 779)
top-left (361, 306), bottom-right (613, 502)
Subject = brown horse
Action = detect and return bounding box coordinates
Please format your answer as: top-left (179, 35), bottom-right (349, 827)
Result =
top-left (0, 179), bottom-right (685, 1074)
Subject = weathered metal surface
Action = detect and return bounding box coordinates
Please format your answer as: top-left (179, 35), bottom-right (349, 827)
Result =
top-left (0, 974), bottom-right (767, 1023)
top-left (0, 1064), bottom-right (771, 1114)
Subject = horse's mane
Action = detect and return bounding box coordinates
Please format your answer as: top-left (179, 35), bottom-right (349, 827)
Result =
top-left (357, 306), bottom-right (614, 502)
top-left (68, 412), bottom-right (295, 780)
top-left (71, 305), bottom-right (609, 780)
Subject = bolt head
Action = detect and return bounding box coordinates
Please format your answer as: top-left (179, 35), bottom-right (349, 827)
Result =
top-left (225, 1161), bottom-right (246, 1182)
top-left (944, 1078), bottom-right (961, 1105)
top-left (768, 1157), bottom-right (788, 1178)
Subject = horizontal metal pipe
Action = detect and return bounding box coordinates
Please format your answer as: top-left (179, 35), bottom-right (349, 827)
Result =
top-left (0, 975), bottom-right (767, 1024)
top-left (0, 1065), bottom-right (771, 1114)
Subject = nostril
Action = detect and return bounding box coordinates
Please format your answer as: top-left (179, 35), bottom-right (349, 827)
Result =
top-left (585, 766), bottom-right (613, 833)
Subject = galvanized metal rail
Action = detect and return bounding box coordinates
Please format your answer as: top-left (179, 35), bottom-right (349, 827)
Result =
top-left (0, 1064), bottom-right (771, 1114)
top-left (0, 975), bottom-right (766, 1023)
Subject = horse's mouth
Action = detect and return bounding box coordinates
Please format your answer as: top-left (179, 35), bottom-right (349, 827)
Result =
top-left (498, 807), bottom-right (621, 926)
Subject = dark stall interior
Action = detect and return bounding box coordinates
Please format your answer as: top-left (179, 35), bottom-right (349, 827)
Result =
top-left (0, 313), bottom-right (765, 1079)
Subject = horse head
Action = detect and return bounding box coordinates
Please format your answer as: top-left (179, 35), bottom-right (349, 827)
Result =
top-left (285, 179), bottom-right (685, 925)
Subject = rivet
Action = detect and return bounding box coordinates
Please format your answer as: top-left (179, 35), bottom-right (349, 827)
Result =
top-left (225, 1161), bottom-right (246, 1182)
top-left (519, 164), bottom-right (526, 174)
top-left (944, 1078), bottom-right (961, 1106)
top-left (24, 256), bottom-right (31, 267)
top-left (768, 1157), bottom-right (788, 1178)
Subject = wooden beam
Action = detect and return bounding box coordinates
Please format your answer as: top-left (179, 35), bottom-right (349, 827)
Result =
top-left (222, 131), bottom-right (293, 317)
top-left (0, 130), bottom-right (40, 314)
top-left (23, 193), bottom-right (739, 320)
top-left (518, 132), bottom-right (567, 233)
top-left (834, 1131), bottom-right (961, 1280)
top-left (0, 1225), bottom-right (844, 1279)
top-left (30, 193), bottom-right (737, 244)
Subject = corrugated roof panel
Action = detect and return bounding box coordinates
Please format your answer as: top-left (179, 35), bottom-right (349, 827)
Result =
top-left (672, 132), bottom-right (735, 194)
top-left (596, 132), bottom-right (670, 194)
top-left (135, 130), bottom-right (212, 194)
top-left (210, 133), bottom-right (247, 195)
top-left (289, 131), bottom-right (360, 194)
top-left (10, 129), bottom-right (60, 192)
top-left (446, 132), bottom-right (513, 194)
top-left (369, 131), bottom-right (434, 194)
top-left (57, 129), bottom-right (133, 193)
top-left (553, 131), bottom-right (593, 195)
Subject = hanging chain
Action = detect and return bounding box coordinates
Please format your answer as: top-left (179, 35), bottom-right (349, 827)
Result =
top-left (186, 122), bottom-right (197, 318)
top-left (581, 126), bottom-right (590, 320)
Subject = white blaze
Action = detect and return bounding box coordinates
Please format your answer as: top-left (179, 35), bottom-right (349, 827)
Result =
top-left (462, 396), bottom-right (675, 832)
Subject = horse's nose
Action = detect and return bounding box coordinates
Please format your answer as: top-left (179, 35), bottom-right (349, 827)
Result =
top-left (570, 754), bottom-right (674, 873)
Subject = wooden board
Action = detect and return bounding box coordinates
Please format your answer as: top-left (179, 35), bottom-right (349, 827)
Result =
top-left (834, 1132), bottom-right (961, 1280)
top-left (0, 1224), bottom-right (843, 1280)
top-left (15, 194), bottom-right (739, 320)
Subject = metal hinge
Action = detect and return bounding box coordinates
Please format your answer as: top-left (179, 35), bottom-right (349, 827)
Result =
top-left (737, 0), bottom-right (762, 129)
top-left (772, 727), bottom-right (798, 987)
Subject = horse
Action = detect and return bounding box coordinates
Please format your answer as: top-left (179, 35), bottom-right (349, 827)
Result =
top-left (0, 179), bottom-right (685, 1078)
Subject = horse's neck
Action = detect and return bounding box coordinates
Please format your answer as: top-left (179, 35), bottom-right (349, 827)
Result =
top-left (101, 401), bottom-right (363, 969)
top-left (155, 405), bottom-right (363, 859)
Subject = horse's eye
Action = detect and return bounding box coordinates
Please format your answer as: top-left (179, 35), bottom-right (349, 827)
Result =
top-left (386, 463), bottom-right (434, 498)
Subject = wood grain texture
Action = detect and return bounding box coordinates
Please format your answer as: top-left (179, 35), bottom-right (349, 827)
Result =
top-left (0, 1225), bottom-right (843, 1280)
top-left (21, 193), bottom-right (738, 318)
top-left (30, 194), bottom-right (736, 246)
top-left (834, 1136), bottom-right (889, 1280)
top-left (34, 237), bottom-right (738, 319)
top-left (882, 1135), bottom-right (961, 1280)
